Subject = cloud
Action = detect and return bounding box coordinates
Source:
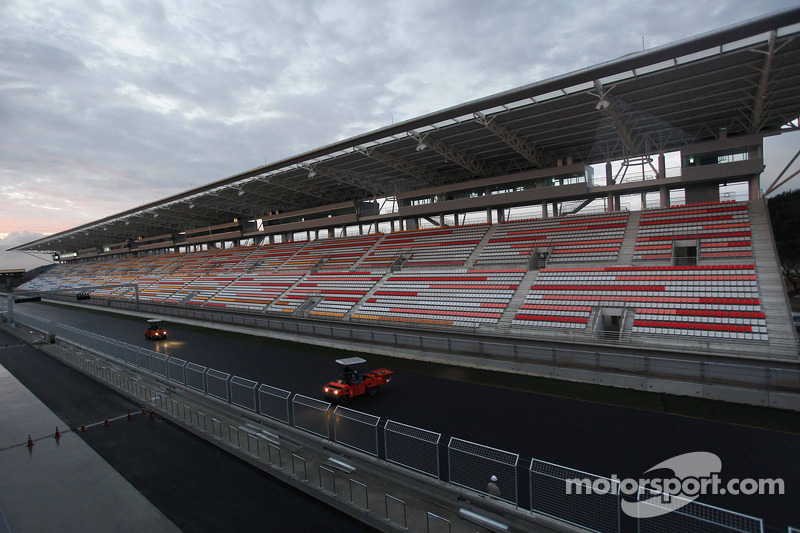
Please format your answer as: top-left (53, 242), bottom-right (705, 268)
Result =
top-left (0, 232), bottom-right (54, 270)
top-left (1, 0), bottom-right (798, 246)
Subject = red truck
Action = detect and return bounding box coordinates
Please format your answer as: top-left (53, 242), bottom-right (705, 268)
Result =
top-left (323, 357), bottom-right (392, 405)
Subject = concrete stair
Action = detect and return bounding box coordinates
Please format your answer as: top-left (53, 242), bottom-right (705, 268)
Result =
top-left (343, 271), bottom-right (393, 320)
top-left (198, 274), bottom-right (245, 308)
top-left (494, 270), bottom-right (539, 333)
top-left (350, 234), bottom-right (387, 270)
top-left (264, 272), bottom-right (311, 314)
top-left (748, 198), bottom-right (799, 358)
top-left (617, 210), bottom-right (641, 264)
top-left (464, 223), bottom-right (501, 267)
top-left (273, 240), bottom-right (312, 271)
top-left (618, 310), bottom-right (636, 342)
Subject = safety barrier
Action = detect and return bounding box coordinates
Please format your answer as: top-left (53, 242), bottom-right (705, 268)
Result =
top-left (448, 437), bottom-right (518, 504)
top-left (636, 488), bottom-right (763, 533)
top-left (333, 406), bottom-right (380, 457)
top-left (530, 459), bottom-right (620, 533)
top-left (385, 420), bottom-right (440, 479)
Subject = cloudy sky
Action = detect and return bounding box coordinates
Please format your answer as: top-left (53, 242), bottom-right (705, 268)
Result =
top-left (2, 0), bottom-right (799, 269)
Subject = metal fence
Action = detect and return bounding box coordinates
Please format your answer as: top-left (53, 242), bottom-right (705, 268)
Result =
top-left (206, 369), bottom-right (231, 401)
top-left (333, 406), bottom-right (380, 457)
top-left (231, 376), bottom-right (258, 412)
top-left (152, 352), bottom-right (168, 378)
top-left (258, 384), bottom-right (292, 424)
top-left (530, 459), bottom-right (620, 533)
top-left (230, 376), bottom-right (258, 412)
top-left (292, 394), bottom-right (330, 440)
top-left (7, 311), bottom-right (782, 533)
top-left (168, 356), bottom-right (187, 384)
top-left (636, 488), bottom-right (764, 533)
top-left (186, 362), bottom-right (207, 392)
top-left (448, 437), bottom-right (518, 504)
top-left (385, 420), bottom-right (440, 479)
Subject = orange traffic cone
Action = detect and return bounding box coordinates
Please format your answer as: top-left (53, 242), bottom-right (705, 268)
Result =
top-left (103, 417), bottom-right (110, 427)
top-left (149, 408), bottom-right (155, 420)
top-left (127, 411), bottom-right (132, 421)
top-left (141, 406), bottom-right (145, 415)
top-left (80, 423), bottom-right (86, 432)
top-left (26, 435), bottom-right (34, 447)
top-left (54, 427), bottom-right (61, 439)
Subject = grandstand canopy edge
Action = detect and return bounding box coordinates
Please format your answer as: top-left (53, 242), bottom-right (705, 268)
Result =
top-left (11, 7), bottom-right (800, 259)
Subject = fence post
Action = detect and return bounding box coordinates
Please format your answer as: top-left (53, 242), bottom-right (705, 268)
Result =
top-left (349, 479), bottom-right (370, 511)
top-left (384, 494), bottom-right (407, 530)
top-left (291, 454), bottom-right (307, 482)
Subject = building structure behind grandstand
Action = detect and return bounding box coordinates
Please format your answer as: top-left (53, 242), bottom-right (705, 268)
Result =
top-left (9, 9), bottom-right (800, 405)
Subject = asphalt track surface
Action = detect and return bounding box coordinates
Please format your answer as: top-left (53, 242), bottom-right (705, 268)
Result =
top-left (10, 302), bottom-right (800, 532)
top-left (0, 328), bottom-right (375, 533)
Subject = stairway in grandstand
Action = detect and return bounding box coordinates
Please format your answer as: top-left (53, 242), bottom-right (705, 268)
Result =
top-left (350, 234), bottom-right (387, 270)
top-left (495, 270), bottom-right (540, 332)
top-left (615, 210), bottom-right (641, 264)
top-left (464, 223), bottom-right (501, 266)
top-left (343, 272), bottom-right (392, 320)
top-left (748, 199), bottom-right (799, 357)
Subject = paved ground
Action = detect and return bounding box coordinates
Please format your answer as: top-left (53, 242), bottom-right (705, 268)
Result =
top-left (0, 328), bottom-right (375, 533)
top-left (8, 302), bottom-right (800, 531)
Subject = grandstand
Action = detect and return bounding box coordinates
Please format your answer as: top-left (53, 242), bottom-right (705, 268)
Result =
top-left (8, 8), bottom-right (800, 386)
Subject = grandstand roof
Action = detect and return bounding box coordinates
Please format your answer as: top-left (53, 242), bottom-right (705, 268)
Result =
top-left (12, 7), bottom-right (800, 254)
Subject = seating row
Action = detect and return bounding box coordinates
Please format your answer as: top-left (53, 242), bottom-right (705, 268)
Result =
top-left (199, 273), bottom-right (304, 311)
top-left (476, 212), bottom-right (629, 265)
top-left (283, 235), bottom-right (381, 270)
top-left (512, 264), bottom-right (767, 342)
top-left (269, 271), bottom-right (383, 317)
top-left (634, 201), bottom-right (752, 261)
top-left (368, 225), bottom-right (490, 267)
top-left (353, 269), bottom-right (524, 328)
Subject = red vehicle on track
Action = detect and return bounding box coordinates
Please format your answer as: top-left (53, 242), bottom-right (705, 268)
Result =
top-left (323, 357), bottom-right (392, 405)
top-left (144, 319), bottom-right (167, 340)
